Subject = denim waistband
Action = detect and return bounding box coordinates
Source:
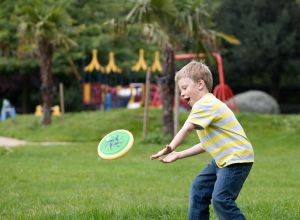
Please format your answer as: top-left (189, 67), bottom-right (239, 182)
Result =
top-left (227, 162), bottom-right (253, 167)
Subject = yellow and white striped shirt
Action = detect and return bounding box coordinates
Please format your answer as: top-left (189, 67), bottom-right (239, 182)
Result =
top-left (186, 93), bottom-right (254, 168)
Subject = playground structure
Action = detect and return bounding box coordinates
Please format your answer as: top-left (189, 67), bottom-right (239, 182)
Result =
top-left (81, 49), bottom-right (238, 113)
top-left (1, 99), bottom-right (16, 121)
top-left (127, 83), bottom-right (145, 109)
top-left (82, 49), bottom-right (162, 111)
top-left (34, 105), bottom-right (62, 116)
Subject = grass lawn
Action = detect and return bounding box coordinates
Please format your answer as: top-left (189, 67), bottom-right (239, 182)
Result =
top-left (0, 109), bottom-right (299, 219)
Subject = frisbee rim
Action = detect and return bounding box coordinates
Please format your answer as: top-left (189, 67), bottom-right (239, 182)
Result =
top-left (97, 129), bottom-right (134, 160)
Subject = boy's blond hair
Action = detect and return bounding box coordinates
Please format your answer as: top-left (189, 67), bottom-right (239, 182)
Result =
top-left (175, 61), bottom-right (213, 92)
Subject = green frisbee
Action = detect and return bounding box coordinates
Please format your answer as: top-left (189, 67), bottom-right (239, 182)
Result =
top-left (97, 129), bottom-right (134, 160)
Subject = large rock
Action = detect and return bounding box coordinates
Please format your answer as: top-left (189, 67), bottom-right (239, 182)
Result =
top-left (228, 90), bottom-right (280, 114)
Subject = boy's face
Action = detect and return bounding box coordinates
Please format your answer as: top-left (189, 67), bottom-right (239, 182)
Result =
top-left (178, 77), bottom-right (204, 107)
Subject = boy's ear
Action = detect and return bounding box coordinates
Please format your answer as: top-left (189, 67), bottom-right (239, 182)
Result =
top-left (197, 79), bottom-right (205, 90)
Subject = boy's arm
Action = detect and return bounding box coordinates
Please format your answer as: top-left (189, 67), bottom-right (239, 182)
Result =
top-left (160, 143), bottom-right (205, 163)
top-left (169, 122), bottom-right (195, 150)
top-left (150, 122), bottom-right (195, 160)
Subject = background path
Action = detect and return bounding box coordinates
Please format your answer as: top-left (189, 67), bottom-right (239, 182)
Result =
top-left (0, 136), bottom-right (27, 148)
top-left (0, 136), bottom-right (71, 148)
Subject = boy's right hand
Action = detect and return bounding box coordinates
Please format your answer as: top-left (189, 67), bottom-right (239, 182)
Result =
top-left (150, 145), bottom-right (173, 160)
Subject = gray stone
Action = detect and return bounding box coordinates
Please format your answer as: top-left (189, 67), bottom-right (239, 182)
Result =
top-left (228, 90), bottom-right (280, 114)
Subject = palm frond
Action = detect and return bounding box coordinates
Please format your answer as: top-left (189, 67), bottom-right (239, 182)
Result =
top-left (142, 22), bottom-right (170, 47)
top-left (214, 31), bottom-right (241, 45)
top-left (17, 0), bottom-right (78, 55)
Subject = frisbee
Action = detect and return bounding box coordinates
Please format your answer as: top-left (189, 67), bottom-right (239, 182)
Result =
top-left (97, 129), bottom-right (134, 160)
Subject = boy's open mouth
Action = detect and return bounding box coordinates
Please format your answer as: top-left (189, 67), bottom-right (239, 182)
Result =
top-left (184, 97), bottom-right (190, 103)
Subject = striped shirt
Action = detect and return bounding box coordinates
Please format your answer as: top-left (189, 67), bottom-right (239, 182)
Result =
top-left (186, 93), bottom-right (254, 168)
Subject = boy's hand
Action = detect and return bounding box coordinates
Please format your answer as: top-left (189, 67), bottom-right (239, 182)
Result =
top-left (159, 151), bottom-right (180, 163)
top-left (150, 145), bottom-right (173, 160)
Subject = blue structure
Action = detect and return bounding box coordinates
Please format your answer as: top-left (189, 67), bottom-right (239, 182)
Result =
top-left (1, 99), bottom-right (16, 121)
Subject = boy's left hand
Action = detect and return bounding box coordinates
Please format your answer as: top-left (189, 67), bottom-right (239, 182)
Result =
top-left (150, 145), bottom-right (173, 160)
top-left (159, 151), bottom-right (180, 163)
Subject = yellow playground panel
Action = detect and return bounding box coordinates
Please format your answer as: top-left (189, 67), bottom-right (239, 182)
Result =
top-left (35, 105), bottom-right (61, 116)
top-left (127, 83), bottom-right (145, 109)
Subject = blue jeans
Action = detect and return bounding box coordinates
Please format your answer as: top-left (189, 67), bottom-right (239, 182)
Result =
top-left (188, 160), bottom-right (253, 220)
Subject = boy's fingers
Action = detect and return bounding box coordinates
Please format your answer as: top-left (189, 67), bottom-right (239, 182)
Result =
top-left (150, 146), bottom-right (173, 161)
top-left (150, 154), bottom-right (157, 160)
top-left (159, 156), bottom-right (165, 162)
top-left (150, 153), bottom-right (161, 160)
top-left (160, 157), bottom-right (170, 163)
top-left (150, 152), bottom-right (163, 160)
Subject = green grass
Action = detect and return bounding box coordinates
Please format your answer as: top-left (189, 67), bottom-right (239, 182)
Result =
top-left (0, 109), bottom-right (300, 219)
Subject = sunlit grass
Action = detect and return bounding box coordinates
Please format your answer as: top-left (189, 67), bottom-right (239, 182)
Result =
top-left (0, 109), bottom-right (299, 219)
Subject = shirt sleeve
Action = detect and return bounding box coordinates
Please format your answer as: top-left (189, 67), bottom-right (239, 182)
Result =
top-left (186, 101), bottom-right (215, 129)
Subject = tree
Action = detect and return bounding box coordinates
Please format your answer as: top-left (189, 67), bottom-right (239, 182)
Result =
top-left (1, 0), bottom-right (157, 114)
top-left (16, 0), bottom-right (77, 125)
top-left (0, 2), bottom-right (16, 58)
top-left (215, 0), bottom-right (300, 100)
top-left (0, 1), bottom-right (41, 114)
top-left (107, 0), bottom-right (238, 135)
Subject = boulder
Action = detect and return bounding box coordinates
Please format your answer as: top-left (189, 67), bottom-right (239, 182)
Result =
top-left (228, 90), bottom-right (280, 114)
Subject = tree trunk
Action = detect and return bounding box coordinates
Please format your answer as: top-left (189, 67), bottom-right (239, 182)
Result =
top-left (271, 72), bottom-right (281, 101)
top-left (37, 39), bottom-right (53, 125)
top-left (159, 46), bottom-right (176, 135)
top-left (21, 74), bottom-right (29, 113)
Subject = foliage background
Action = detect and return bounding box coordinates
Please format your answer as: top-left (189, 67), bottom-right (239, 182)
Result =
top-left (0, 0), bottom-right (300, 113)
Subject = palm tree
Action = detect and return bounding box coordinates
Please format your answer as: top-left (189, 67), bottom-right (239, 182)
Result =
top-left (108, 0), bottom-right (239, 135)
top-left (16, 0), bottom-right (77, 125)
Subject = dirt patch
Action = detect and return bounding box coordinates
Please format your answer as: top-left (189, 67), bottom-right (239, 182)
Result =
top-left (0, 136), bottom-right (27, 148)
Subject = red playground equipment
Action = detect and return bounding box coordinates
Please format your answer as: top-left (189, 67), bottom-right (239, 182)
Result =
top-left (175, 52), bottom-right (239, 112)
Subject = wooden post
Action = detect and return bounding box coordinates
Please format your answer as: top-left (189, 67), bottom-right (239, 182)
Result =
top-left (59, 83), bottom-right (65, 116)
top-left (143, 68), bottom-right (151, 139)
top-left (174, 83), bottom-right (179, 134)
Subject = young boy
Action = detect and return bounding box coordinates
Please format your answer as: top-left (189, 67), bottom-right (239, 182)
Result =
top-left (150, 61), bottom-right (254, 220)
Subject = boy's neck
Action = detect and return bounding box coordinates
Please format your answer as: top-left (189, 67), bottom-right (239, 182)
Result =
top-left (193, 90), bottom-right (210, 106)
top-left (199, 90), bottom-right (209, 100)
